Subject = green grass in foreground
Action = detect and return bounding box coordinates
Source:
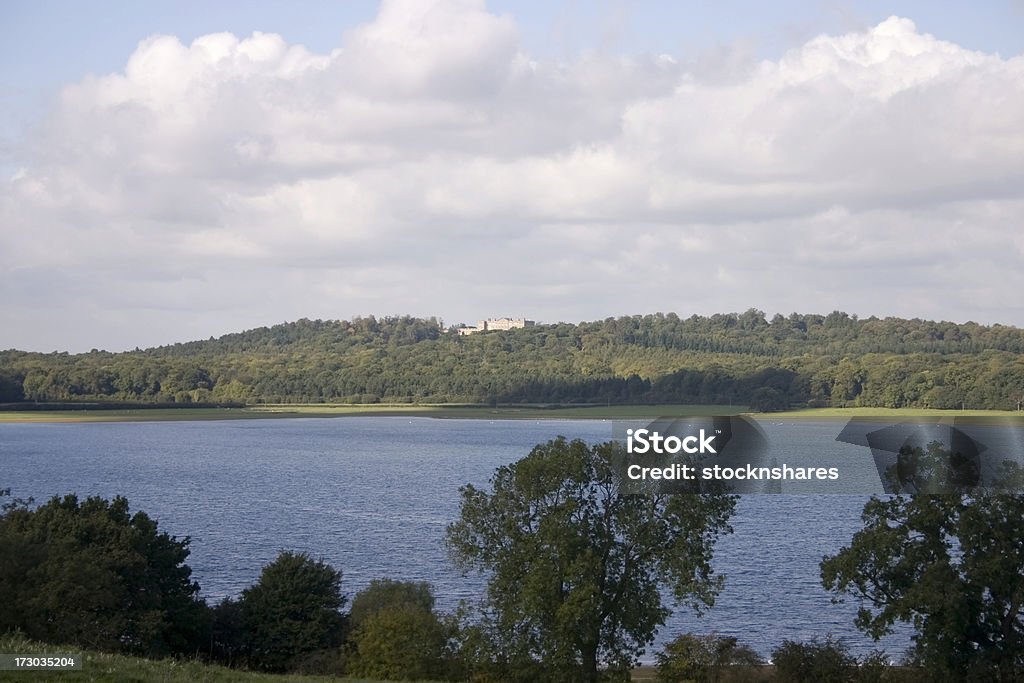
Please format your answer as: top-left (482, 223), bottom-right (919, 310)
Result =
top-left (0, 634), bottom-right (368, 683)
top-left (0, 635), bottom-right (670, 682)
top-left (0, 403), bottom-right (1020, 424)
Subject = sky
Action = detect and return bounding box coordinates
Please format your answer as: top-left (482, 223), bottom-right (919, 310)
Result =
top-left (2, 1), bottom-right (1023, 353)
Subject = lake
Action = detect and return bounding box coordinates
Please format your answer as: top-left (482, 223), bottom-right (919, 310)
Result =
top-left (1, 416), bottom-right (915, 659)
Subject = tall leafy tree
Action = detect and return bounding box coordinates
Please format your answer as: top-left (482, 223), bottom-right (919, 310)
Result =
top-left (447, 437), bottom-right (735, 682)
top-left (0, 491), bottom-right (206, 656)
top-left (822, 485), bottom-right (1024, 681)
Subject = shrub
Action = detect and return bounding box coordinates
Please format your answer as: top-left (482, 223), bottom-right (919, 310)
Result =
top-left (771, 637), bottom-right (856, 682)
top-left (656, 632), bottom-right (763, 683)
top-left (237, 551), bottom-right (346, 672)
top-left (348, 603), bottom-right (454, 681)
top-left (349, 578), bottom-right (435, 629)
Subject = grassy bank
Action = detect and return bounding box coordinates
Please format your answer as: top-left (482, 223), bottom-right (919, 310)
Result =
top-left (2, 636), bottom-right (918, 683)
top-left (1, 403), bottom-right (1022, 424)
top-left (0, 403), bottom-right (744, 424)
top-left (0, 634), bottom-right (366, 683)
top-left (768, 406), bottom-right (1024, 422)
top-left (0, 636), bottom-right (737, 682)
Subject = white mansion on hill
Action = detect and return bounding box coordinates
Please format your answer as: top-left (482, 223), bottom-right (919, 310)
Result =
top-left (456, 317), bottom-right (536, 335)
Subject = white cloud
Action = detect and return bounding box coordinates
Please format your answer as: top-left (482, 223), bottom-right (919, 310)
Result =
top-left (2, 3), bottom-right (1023, 351)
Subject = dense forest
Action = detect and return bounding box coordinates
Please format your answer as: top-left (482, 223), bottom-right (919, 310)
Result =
top-left (2, 310), bottom-right (1024, 411)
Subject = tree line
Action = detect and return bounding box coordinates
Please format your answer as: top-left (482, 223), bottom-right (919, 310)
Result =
top-left (2, 311), bottom-right (1024, 410)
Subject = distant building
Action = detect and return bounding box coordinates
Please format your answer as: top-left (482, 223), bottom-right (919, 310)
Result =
top-left (456, 317), bottom-right (535, 335)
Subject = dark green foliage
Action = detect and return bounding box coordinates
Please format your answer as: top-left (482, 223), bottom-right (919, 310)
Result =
top-left (346, 579), bottom-right (453, 680)
top-left (655, 633), bottom-right (763, 682)
top-left (234, 551), bottom-right (346, 672)
top-left (770, 637), bottom-right (858, 682)
top-left (4, 311), bottom-right (1024, 409)
top-left (749, 386), bottom-right (788, 412)
top-left (822, 489), bottom-right (1024, 682)
top-left (769, 638), bottom-right (895, 683)
top-left (209, 596), bottom-right (247, 665)
top-left (348, 602), bottom-right (455, 681)
top-left (0, 490), bottom-right (207, 656)
top-left (447, 437), bottom-right (736, 683)
top-left (447, 607), bottom-right (547, 683)
top-left (857, 651), bottom-right (896, 683)
top-left (0, 367), bottom-right (24, 402)
top-left (348, 578), bottom-right (436, 629)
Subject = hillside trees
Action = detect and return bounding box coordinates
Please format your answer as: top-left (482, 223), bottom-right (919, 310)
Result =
top-left (4, 312), bottom-right (1024, 409)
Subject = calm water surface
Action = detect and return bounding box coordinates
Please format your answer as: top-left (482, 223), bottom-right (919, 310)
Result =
top-left (1, 416), bottom-right (912, 658)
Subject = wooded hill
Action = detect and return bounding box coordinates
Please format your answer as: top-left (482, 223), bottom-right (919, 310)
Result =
top-left (2, 311), bottom-right (1023, 411)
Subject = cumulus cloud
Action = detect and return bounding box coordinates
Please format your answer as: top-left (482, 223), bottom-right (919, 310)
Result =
top-left (2, 3), bottom-right (1023, 351)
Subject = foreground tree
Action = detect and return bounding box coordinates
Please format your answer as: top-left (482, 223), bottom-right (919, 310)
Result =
top-left (0, 490), bottom-right (206, 656)
top-left (447, 437), bottom-right (736, 682)
top-left (348, 579), bottom-right (436, 629)
top-left (237, 551), bottom-right (346, 672)
top-left (822, 488), bottom-right (1024, 681)
top-left (347, 579), bottom-right (455, 681)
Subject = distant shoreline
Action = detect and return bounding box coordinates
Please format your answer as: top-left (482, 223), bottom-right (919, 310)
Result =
top-left (1, 403), bottom-right (1021, 424)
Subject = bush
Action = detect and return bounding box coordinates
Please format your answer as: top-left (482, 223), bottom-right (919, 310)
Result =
top-left (349, 578), bottom-right (435, 629)
top-left (770, 637), bottom-right (892, 683)
top-left (237, 551), bottom-right (346, 672)
top-left (348, 602), bottom-right (454, 681)
top-left (856, 651), bottom-right (894, 683)
top-left (448, 612), bottom-right (554, 683)
top-left (656, 633), bottom-right (763, 683)
top-left (209, 596), bottom-right (246, 665)
top-left (346, 581), bottom-right (458, 680)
